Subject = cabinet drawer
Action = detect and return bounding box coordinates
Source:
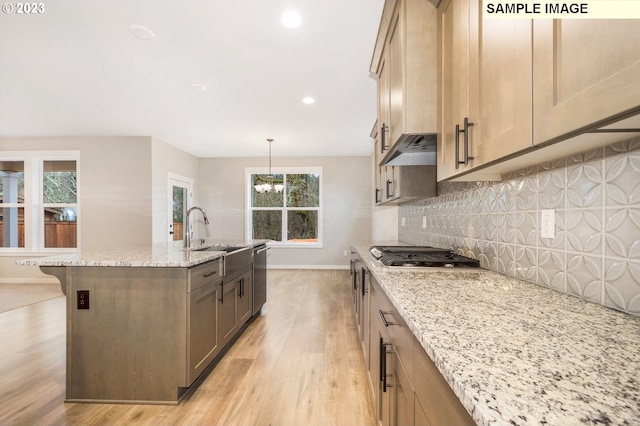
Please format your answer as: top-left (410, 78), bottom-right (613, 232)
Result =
top-left (188, 259), bottom-right (222, 292)
top-left (374, 281), bottom-right (414, 378)
top-left (413, 338), bottom-right (474, 426)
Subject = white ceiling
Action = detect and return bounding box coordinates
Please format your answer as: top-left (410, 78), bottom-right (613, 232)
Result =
top-left (0, 0), bottom-right (384, 158)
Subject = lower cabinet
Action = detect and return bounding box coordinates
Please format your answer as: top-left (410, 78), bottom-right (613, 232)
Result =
top-left (217, 267), bottom-right (253, 349)
top-left (413, 336), bottom-right (474, 426)
top-left (361, 270), bottom-right (474, 426)
top-left (351, 251), bottom-right (371, 370)
top-left (187, 278), bottom-right (220, 385)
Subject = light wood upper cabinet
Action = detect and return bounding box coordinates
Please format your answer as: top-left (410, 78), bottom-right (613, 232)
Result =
top-left (438, 0), bottom-right (532, 181)
top-left (377, 52), bottom-right (391, 156)
top-left (370, 120), bottom-right (437, 206)
top-left (438, 0), bottom-right (471, 180)
top-left (533, 19), bottom-right (640, 144)
top-left (472, 16), bottom-right (532, 164)
top-left (372, 0), bottom-right (437, 156)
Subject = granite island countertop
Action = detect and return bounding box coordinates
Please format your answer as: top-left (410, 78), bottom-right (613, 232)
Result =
top-left (352, 242), bottom-right (640, 426)
top-left (16, 239), bottom-right (268, 268)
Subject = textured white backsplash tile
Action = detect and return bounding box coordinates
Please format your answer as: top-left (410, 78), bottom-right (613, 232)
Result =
top-left (399, 136), bottom-right (640, 316)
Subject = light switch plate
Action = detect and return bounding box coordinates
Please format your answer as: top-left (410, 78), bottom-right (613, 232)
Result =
top-left (401, 217), bottom-right (406, 227)
top-left (422, 216), bottom-right (427, 229)
top-left (541, 209), bottom-right (555, 239)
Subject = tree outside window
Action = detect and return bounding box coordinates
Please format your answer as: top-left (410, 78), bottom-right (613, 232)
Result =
top-left (43, 160), bottom-right (78, 248)
top-left (248, 169), bottom-right (321, 246)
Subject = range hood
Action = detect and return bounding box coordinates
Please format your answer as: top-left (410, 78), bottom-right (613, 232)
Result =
top-left (379, 133), bottom-right (437, 166)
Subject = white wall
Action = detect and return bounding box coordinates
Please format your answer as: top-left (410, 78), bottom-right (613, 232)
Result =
top-left (0, 136), bottom-right (154, 282)
top-left (198, 156), bottom-right (372, 268)
top-left (150, 138), bottom-right (200, 244)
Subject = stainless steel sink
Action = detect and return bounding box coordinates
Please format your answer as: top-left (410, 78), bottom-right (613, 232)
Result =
top-left (190, 245), bottom-right (244, 253)
top-left (190, 245), bottom-right (252, 276)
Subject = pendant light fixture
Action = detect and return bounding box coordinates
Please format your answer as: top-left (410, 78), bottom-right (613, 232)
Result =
top-left (254, 138), bottom-right (284, 193)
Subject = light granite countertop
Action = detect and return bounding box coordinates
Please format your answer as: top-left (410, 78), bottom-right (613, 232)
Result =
top-left (352, 242), bottom-right (640, 426)
top-left (16, 240), bottom-right (267, 268)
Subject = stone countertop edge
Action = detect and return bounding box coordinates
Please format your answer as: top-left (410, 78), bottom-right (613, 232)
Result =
top-left (15, 240), bottom-right (268, 268)
top-left (351, 241), bottom-right (640, 426)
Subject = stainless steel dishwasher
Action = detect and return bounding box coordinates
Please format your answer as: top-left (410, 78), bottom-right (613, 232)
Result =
top-left (252, 243), bottom-right (268, 315)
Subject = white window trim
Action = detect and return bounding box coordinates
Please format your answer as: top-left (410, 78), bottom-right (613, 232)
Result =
top-left (0, 150), bottom-right (80, 255)
top-left (245, 166), bottom-right (323, 248)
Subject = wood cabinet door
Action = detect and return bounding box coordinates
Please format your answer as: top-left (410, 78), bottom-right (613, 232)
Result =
top-left (392, 352), bottom-right (414, 426)
top-left (236, 271), bottom-right (252, 326)
top-left (471, 4), bottom-right (532, 166)
top-left (438, 0), bottom-right (471, 180)
top-left (533, 19), bottom-right (640, 145)
top-left (188, 280), bottom-right (219, 384)
top-left (388, 9), bottom-right (404, 148)
top-left (378, 51), bottom-right (391, 156)
top-left (217, 279), bottom-right (238, 346)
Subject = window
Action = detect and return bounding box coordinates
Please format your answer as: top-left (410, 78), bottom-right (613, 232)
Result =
top-left (0, 152), bottom-right (79, 253)
top-left (246, 167), bottom-right (322, 247)
top-left (0, 161), bottom-right (25, 248)
top-left (43, 161), bottom-right (78, 248)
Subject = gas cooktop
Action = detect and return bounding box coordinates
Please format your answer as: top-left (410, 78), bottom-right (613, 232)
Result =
top-left (369, 245), bottom-right (480, 268)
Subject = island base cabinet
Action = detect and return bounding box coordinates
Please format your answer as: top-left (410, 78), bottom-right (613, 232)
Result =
top-left (187, 280), bottom-right (220, 385)
top-left (218, 268), bottom-right (253, 349)
top-left (65, 267), bottom-right (189, 404)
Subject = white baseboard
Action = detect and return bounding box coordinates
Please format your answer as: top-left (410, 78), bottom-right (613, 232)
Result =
top-left (267, 265), bottom-right (349, 270)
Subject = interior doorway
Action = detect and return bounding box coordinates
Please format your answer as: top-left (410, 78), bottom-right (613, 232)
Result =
top-left (167, 174), bottom-right (193, 242)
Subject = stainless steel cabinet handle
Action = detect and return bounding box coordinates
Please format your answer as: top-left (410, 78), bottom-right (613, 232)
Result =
top-left (381, 122), bottom-right (389, 153)
top-left (380, 339), bottom-right (393, 393)
top-left (456, 117), bottom-right (475, 169)
top-left (378, 309), bottom-right (397, 327)
top-left (455, 124), bottom-right (461, 170)
top-left (256, 247), bottom-right (270, 254)
top-left (203, 271), bottom-right (217, 278)
top-left (219, 281), bottom-right (226, 303)
top-left (361, 267), bottom-right (367, 296)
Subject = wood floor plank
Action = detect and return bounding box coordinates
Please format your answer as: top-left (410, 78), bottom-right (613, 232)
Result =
top-left (0, 270), bottom-right (375, 426)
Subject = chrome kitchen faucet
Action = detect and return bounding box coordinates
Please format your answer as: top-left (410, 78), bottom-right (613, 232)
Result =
top-left (184, 206), bottom-right (210, 249)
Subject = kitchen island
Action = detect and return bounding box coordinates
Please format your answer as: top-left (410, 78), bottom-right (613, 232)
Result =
top-left (17, 240), bottom-right (267, 404)
top-left (352, 242), bottom-right (640, 426)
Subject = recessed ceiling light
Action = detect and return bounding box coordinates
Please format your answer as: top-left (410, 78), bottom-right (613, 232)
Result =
top-left (281, 10), bottom-right (302, 28)
top-left (302, 96), bottom-right (315, 104)
top-left (190, 83), bottom-right (207, 92)
top-left (129, 24), bottom-right (155, 40)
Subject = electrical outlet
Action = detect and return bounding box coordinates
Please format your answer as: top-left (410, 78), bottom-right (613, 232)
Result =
top-left (541, 209), bottom-right (555, 239)
top-left (422, 216), bottom-right (427, 229)
top-left (343, 250), bottom-right (348, 257)
top-left (401, 217), bottom-right (406, 227)
top-left (77, 290), bottom-right (90, 310)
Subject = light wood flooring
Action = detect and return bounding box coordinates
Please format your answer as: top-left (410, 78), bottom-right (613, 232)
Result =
top-left (0, 269), bottom-right (375, 426)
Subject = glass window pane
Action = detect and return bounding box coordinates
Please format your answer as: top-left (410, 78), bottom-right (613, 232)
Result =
top-left (44, 207), bottom-right (77, 248)
top-left (287, 210), bottom-right (318, 242)
top-left (43, 161), bottom-right (77, 203)
top-left (0, 161), bottom-right (25, 203)
top-left (251, 174), bottom-right (284, 207)
top-left (172, 186), bottom-right (186, 241)
top-left (286, 174), bottom-right (319, 207)
top-left (252, 210), bottom-right (282, 241)
top-left (0, 207), bottom-right (25, 247)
